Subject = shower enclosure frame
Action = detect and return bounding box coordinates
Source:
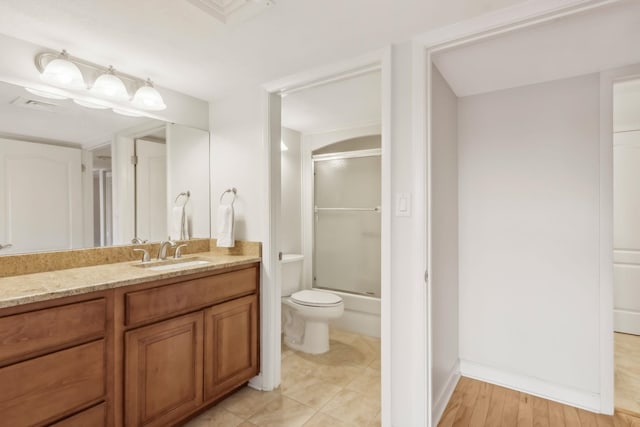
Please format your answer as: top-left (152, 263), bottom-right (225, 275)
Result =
top-left (311, 148), bottom-right (382, 298)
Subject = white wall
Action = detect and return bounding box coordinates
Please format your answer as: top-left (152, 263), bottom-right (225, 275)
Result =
top-left (166, 124), bottom-right (210, 240)
top-left (430, 64), bottom-right (459, 424)
top-left (210, 86), bottom-right (265, 242)
top-left (280, 127), bottom-right (302, 254)
top-left (458, 73), bottom-right (601, 409)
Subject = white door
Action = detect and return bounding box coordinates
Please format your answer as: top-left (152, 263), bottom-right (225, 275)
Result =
top-left (613, 130), bottom-right (640, 334)
top-left (135, 139), bottom-right (167, 242)
top-left (0, 138), bottom-right (83, 254)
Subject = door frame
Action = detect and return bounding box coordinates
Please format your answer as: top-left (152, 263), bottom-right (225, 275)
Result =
top-left (417, 0), bottom-right (625, 420)
top-left (259, 50), bottom-right (393, 424)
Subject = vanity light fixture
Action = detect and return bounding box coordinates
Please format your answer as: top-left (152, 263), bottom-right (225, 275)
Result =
top-left (90, 66), bottom-right (130, 101)
top-left (34, 50), bottom-right (167, 113)
top-left (39, 50), bottom-right (85, 90)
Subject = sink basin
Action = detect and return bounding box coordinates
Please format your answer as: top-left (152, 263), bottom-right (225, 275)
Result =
top-left (133, 257), bottom-right (211, 271)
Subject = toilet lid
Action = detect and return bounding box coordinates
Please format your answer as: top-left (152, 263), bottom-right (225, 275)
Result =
top-left (291, 290), bottom-right (342, 306)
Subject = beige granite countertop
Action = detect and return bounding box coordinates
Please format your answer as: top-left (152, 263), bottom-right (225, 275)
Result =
top-left (0, 252), bottom-right (260, 309)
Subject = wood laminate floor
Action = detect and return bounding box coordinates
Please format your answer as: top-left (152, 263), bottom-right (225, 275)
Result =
top-left (438, 377), bottom-right (640, 427)
top-left (615, 332), bottom-right (640, 416)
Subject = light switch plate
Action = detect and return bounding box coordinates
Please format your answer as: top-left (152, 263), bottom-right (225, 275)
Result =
top-left (396, 193), bottom-right (411, 217)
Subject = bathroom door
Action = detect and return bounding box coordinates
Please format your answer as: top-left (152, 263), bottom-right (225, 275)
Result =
top-left (0, 137), bottom-right (83, 254)
top-left (135, 139), bottom-right (167, 242)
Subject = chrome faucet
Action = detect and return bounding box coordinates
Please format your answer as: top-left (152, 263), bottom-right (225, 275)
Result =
top-left (157, 239), bottom-right (176, 260)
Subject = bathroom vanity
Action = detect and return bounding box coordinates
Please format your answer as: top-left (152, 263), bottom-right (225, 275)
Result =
top-left (0, 252), bottom-right (260, 427)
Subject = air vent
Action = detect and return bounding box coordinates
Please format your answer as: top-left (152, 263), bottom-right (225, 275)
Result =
top-left (186, 0), bottom-right (274, 24)
top-left (10, 96), bottom-right (61, 113)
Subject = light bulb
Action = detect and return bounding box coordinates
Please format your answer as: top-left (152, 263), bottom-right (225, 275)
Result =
top-left (91, 67), bottom-right (130, 101)
top-left (40, 51), bottom-right (85, 90)
top-left (132, 80), bottom-right (166, 111)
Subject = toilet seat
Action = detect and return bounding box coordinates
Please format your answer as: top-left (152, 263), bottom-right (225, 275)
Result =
top-left (291, 290), bottom-right (342, 307)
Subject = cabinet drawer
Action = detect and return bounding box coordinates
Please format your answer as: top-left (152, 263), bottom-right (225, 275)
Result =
top-left (0, 298), bottom-right (106, 366)
top-left (51, 403), bottom-right (106, 427)
top-left (0, 339), bottom-right (105, 426)
top-left (126, 266), bottom-right (257, 325)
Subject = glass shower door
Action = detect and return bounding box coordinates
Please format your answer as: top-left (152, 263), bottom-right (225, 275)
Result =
top-left (313, 152), bottom-right (381, 297)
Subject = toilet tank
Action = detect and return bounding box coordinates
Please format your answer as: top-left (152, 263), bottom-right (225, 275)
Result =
top-left (280, 254), bottom-right (304, 296)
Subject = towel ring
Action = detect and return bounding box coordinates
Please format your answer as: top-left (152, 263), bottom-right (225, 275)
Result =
top-left (174, 191), bottom-right (190, 206)
top-left (220, 188), bottom-right (237, 205)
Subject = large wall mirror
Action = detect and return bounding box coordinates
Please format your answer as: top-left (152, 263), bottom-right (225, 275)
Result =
top-left (0, 79), bottom-right (210, 255)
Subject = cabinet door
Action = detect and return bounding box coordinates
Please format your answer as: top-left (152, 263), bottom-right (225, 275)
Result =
top-left (204, 294), bottom-right (258, 401)
top-left (125, 312), bottom-right (203, 427)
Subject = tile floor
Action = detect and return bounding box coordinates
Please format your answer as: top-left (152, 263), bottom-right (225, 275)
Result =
top-left (184, 328), bottom-right (381, 427)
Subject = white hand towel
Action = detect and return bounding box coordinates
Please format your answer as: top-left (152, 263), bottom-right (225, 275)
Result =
top-left (216, 204), bottom-right (235, 247)
top-left (171, 205), bottom-right (188, 240)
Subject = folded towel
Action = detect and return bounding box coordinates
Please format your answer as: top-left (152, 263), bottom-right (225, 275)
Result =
top-left (171, 205), bottom-right (189, 240)
top-left (216, 204), bottom-right (235, 247)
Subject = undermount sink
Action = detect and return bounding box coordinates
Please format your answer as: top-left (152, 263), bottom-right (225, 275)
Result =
top-left (133, 257), bottom-right (211, 271)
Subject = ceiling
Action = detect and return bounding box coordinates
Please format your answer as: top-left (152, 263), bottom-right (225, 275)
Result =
top-left (0, 0), bottom-right (529, 101)
top-left (433, 0), bottom-right (640, 97)
top-left (282, 70), bottom-right (381, 134)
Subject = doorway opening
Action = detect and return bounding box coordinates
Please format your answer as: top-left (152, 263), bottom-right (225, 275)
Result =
top-left (272, 67), bottom-right (384, 423)
top-left (612, 76), bottom-right (640, 417)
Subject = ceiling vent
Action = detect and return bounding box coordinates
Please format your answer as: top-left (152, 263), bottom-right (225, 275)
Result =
top-left (186, 0), bottom-right (274, 24)
top-left (10, 96), bottom-right (61, 113)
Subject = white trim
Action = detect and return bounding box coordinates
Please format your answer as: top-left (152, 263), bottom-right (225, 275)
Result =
top-left (432, 361), bottom-right (461, 426)
top-left (460, 360), bottom-right (601, 412)
top-left (312, 148), bottom-right (381, 161)
top-left (262, 49), bottom-right (384, 94)
top-left (411, 40), bottom-right (430, 426)
top-left (251, 91), bottom-right (282, 392)
top-left (614, 310), bottom-right (640, 336)
top-left (379, 45), bottom-right (392, 427)
top-left (413, 0), bottom-right (620, 50)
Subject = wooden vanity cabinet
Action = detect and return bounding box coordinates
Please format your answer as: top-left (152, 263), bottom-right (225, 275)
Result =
top-left (120, 263), bottom-right (260, 427)
top-left (0, 293), bottom-right (113, 427)
top-left (0, 261), bottom-right (259, 427)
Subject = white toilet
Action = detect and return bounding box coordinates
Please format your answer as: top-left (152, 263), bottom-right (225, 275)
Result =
top-left (281, 254), bottom-right (344, 354)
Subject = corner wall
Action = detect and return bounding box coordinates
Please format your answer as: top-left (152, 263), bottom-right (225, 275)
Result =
top-left (281, 127), bottom-right (302, 254)
top-left (458, 73), bottom-right (601, 409)
top-left (430, 64), bottom-right (460, 424)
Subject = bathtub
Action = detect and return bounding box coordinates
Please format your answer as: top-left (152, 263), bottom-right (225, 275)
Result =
top-left (314, 288), bottom-right (381, 338)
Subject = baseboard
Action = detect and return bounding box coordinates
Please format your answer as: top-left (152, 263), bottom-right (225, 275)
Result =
top-left (614, 309), bottom-right (640, 335)
top-left (459, 360), bottom-right (601, 412)
top-left (432, 360), bottom-right (461, 426)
